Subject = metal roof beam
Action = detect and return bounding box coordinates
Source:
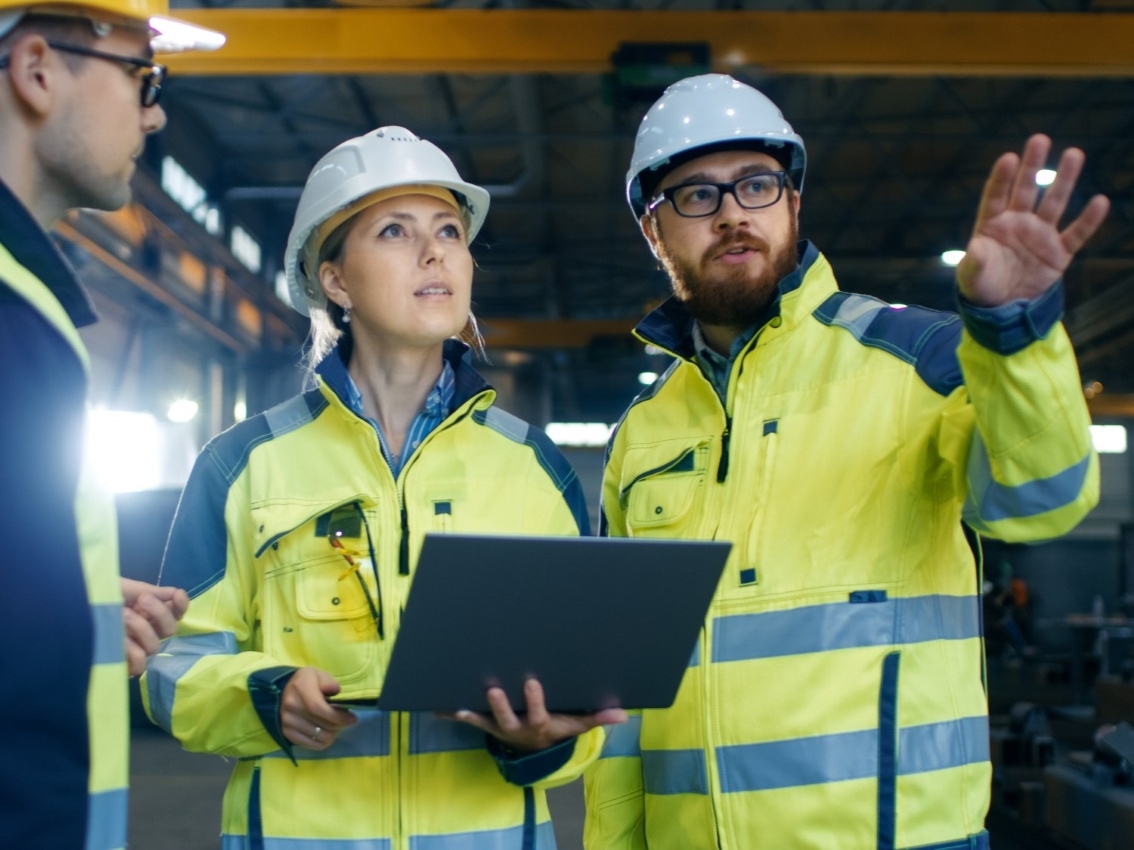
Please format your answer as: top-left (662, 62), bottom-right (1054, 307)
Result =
top-left (165, 10), bottom-right (1134, 77)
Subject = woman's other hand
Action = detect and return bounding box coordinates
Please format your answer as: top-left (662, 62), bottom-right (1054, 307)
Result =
top-left (280, 666), bottom-right (358, 750)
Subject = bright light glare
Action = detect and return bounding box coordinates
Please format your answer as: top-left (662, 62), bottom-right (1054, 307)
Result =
top-left (167, 399), bottom-right (199, 423)
top-left (1091, 425), bottom-right (1127, 454)
top-left (86, 410), bottom-right (161, 493)
top-left (941, 250), bottom-right (966, 266)
top-left (638, 371), bottom-right (659, 385)
top-left (1036, 169), bottom-right (1057, 187)
top-left (234, 400), bottom-right (247, 422)
top-left (546, 422), bottom-right (612, 448)
top-left (891, 303), bottom-right (908, 310)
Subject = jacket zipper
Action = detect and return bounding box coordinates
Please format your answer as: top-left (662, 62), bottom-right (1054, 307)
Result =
top-left (398, 503), bottom-right (410, 575)
top-left (717, 417), bottom-right (732, 483)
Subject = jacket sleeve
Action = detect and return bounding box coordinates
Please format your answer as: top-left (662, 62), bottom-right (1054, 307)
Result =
top-left (933, 283), bottom-right (1098, 541)
top-left (582, 434), bottom-right (647, 848)
top-left (583, 714), bottom-right (647, 850)
top-left (489, 726), bottom-right (606, 790)
top-left (141, 442), bottom-right (296, 758)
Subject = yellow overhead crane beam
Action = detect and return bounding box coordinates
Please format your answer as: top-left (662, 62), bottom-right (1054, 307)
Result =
top-left (164, 10), bottom-right (1134, 77)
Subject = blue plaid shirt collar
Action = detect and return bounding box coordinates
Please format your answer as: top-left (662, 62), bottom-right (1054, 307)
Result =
top-left (342, 359), bottom-right (456, 477)
top-left (692, 321), bottom-right (759, 402)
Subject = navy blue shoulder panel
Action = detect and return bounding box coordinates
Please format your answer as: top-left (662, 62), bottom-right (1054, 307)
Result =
top-left (813, 292), bottom-right (963, 397)
top-left (471, 406), bottom-right (590, 536)
top-left (160, 389), bottom-right (328, 598)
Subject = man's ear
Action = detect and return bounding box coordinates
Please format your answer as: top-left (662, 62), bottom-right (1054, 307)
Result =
top-left (5, 35), bottom-right (58, 118)
top-left (640, 213), bottom-right (662, 261)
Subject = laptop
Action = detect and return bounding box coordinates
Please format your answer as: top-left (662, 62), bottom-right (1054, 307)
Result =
top-left (337, 533), bottom-right (730, 714)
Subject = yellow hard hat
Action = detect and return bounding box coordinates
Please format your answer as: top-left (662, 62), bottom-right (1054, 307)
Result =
top-left (0, 1), bottom-right (224, 53)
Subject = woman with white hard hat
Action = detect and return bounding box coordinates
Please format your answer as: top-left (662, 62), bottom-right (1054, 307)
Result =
top-left (143, 126), bottom-right (621, 849)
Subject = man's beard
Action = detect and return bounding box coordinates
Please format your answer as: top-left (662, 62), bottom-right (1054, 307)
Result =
top-left (656, 216), bottom-right (800, 328)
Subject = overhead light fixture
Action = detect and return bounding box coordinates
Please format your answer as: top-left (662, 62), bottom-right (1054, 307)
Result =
top-left (546, 422), bottom-right (613, 448)
top-left (1084, 381), bottom-right (1104, 400)
top-left (941, 250), bottom-right (965, 266)
top-left (1036, 169), bottom-right (1056, 187)
top-left (167, 399), bottom-right (200, 423)
top-left (86, 410), bottom-right (161, 493)
top-left (638, 371), bottom-right (659, 385)
top-left (1090, 425), bottom-right (1127, 454)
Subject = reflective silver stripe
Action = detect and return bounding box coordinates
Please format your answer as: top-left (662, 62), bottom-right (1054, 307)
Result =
top-left (224, 838), bottom-right (391, 850)
top-left (264, 393), bottom-right (319, 439)
top-left (217, 825), bottom-right (556, 850)
top-left (146, 632), bottom-right (238, 733)
top-left (717, 729), bottom-right (876, 793)
top-left (898, 716), bottom-right (990, 776)
top-left (411, 822), bottom-right (556, 849)
top-left (84, 787), bottom-right (127, 850)
top-left (408, 713), bottom-right (485, 755)
top-left (642, 748), bottom-right (708, 796)
top-left (712, 594), bottom-right (980, 664)
top-left (478, 406), bottom-right (529, 444)
top-left (828, 296), bottom-right (888, 344)
top-left (599, 714), bottom-right (642, 759)
top-left (964, 435), bottom-right (1091, 527)
top-left (263, 710), bottom-right (390, 761)
top-left (715, 715), bottom-right (990, 794)
top-left (91, 602), bottom-right (124, 665)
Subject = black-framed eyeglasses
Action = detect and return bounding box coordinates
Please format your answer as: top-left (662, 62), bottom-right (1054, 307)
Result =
top-left (648, 171), bottom-right (790, 218)
top-left (0, 41), bottom-right (166, 107)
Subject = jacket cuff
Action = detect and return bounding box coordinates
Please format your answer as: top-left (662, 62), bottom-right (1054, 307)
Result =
top-left (248, 666), bottom-right (300, 764)
top-left (486, 735), bottom-right (577, 786)
top-left (956, 282), bottom-right (1064, 355)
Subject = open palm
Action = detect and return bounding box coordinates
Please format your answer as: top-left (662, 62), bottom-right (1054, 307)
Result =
top-left (957, 134), bottom-right (1109, 307)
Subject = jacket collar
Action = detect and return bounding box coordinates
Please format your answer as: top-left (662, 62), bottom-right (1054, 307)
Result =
top-left (315, 336), bottom-right (492, 412)
top-left (634, 240), bottom-right (824, 358)
top-left (0, 177), bottom-right (98, 328)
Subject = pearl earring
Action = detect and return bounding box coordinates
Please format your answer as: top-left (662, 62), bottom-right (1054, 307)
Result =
top-left (342, 305), bottom-right (351, 324)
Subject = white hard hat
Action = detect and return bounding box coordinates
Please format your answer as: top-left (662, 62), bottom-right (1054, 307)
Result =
top-left (284, 126), bottom-right (490, 316)
top-left (0, 1), bottom-right (224, 53)
top-left (626, 73), bottom-right (806, 218)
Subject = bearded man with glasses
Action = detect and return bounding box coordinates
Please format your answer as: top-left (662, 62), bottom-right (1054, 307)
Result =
top-left (0, 3), bottom-right (222, 848)
top-left (585, 73), bottom-right (1110, 850)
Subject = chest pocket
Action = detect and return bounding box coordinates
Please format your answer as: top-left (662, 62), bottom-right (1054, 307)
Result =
top-left (620, 442), bottom-right (709, 538)
top-left (258, 501), bottom-right (381, 686)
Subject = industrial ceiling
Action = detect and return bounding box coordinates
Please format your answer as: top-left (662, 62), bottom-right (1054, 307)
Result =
top-left (73, 0), bottom-right (1134, 427)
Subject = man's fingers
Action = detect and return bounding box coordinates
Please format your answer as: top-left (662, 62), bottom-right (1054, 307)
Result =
top-left (973, 152), bottom-right (1017, 229)
top-left (1005, 134), bottom-right (1049, 213)
top-left (133, 593), bottom-right (180, 641)
top-left (148, 586), bottom-right (190, 620)
top-left (522, 679), bottom-right (550, 727)
top-left (1060, 194), bottom-right (1110, 257)
top-left (124, 639), bottom-right (147, 677)
top-left (1034, 146), bottom-right (1085, 226)
top-left (487, 687), bottom-right (522, 733)
top-left (123, 606), bottom-right (161, 656)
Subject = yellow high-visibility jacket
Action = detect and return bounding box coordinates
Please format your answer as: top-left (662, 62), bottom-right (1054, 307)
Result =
top-left (584, 243), bottom-right (1097, 850)
top-left (0, 232), bottom-right (128, 850)
top-left (143, 341), bottom-right (602, 850)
